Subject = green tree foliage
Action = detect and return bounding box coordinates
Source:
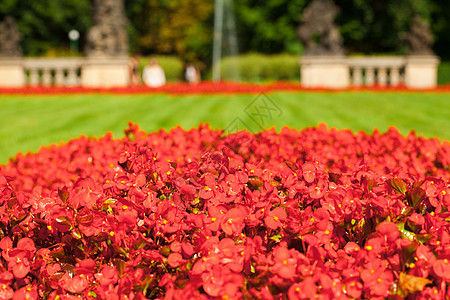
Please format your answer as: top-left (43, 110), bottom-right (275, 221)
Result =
top-left (430, 0), bottom-right (450, 60)
top-left (1, 0), bottom-right (448, 60)
top-left (234, 0), bottom-right (307, 55)
top-left (126, 0), bottom-right (213, 64)
top-left (0, 0), bottom-right (91, 56)
top-left (336, 0), bottom-right (435, 55)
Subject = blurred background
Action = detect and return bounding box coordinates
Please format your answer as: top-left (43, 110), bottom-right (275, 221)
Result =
top-left (0, 0), bottom-right (449, 83)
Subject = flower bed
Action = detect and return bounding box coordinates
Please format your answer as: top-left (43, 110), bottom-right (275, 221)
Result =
top-left (0, 123), bottom-right (449, 299)
top-left (0, 82), bottom-right (450, 95)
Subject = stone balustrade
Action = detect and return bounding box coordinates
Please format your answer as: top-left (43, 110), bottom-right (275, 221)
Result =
top-left (348, 56), bottom-right (406, 87)
top-left (0, 56), bottom-right (129, 88)
top-left (300, 55), bottom-right (440, 89)
top-left (23, 58), bottom-right (83, 86)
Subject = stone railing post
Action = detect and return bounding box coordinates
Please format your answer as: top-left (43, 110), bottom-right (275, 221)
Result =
top-left (29, 68), bottom-right (39, 86)
top-left (378, 68), bottom-right (387, 86)
top-left (81, 57), bottom-right (130, 88)
top-left (390, 67), bottom-right (401, 86)
top-left (54, 68), bottom-right (65, 86)
top-left (0, 58), bottom-right (25, 87)
top-left (365, 67), bottom-right (375, 86)
top-left (352, 66), bottom-right (363, 86)
top-left (405, 55), bottom-right (440, 89)
top-left (66, 68), bottom-right (79, 86)
top-left (42, 68), bottom-right (52, 86)
top-left (299, 56), bottom-right (349, 88)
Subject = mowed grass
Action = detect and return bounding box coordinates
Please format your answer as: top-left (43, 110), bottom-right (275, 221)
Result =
top-left (0, 92), bottom-right (449, 164)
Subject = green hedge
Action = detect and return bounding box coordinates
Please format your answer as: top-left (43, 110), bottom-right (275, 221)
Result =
top-left (438, 62), bottom-right (450, 85)
top-left (139, 56), bottom-right (184, 82)
top-left (220, 53), bottom-right (300, 82)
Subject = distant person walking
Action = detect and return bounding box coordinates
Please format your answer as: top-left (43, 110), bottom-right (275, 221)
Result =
top-left (143, 58), bottom-right (166, 87)
top-left (128, 54), bottom-right (140, 85)
top-left (185, 63), bottom-right (201, 84)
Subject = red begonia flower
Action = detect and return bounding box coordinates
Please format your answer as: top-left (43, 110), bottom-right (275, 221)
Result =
top-left (12, 285), bottom-right (37, 300)
top-left (264, 206), bottom-right (287, 230)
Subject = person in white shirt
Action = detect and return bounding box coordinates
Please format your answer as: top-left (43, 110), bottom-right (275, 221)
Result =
top-left (185, 63), bottom-right (200, 84)
top-left (143, 58), bottom-right (166, 87)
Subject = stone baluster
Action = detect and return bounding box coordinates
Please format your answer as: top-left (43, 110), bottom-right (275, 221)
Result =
top-left (66, 67), bottom-right (78, 86)
top-left (390, 67), bottom-right (400, 86)
top-left (42, 68), bottom-right (52, 86)
top-left (352, 67), bottom-right (363, 86)
top-left (29, 68), bottom-right (39, 86)
top-left (365, 67), bottom-right (375, 86)
top-left (54, 68), bottom-right (65, 86)
top-left (378, 68), bottom-right (387, 86)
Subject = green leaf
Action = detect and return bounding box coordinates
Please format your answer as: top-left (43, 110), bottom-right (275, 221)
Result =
top-left (71, 228), bottom-right (82, 239)
top-left (49, 245), bottom-right (66, 259)
top-left (416, 233), bottom-right (433, 244)
top-left (55, 216), bottom-right (70, 224)
top-left (396, 222), bottom-right (416, 242)
top-left (132, 238), bottom-right (147, 250)
top-left (186, 260), bottom-right (192, 271)
top-left (103, 198), bottom-right (117, 205)
top-left (77, 213), bottom-right (93, 224)
top-left (406, 187), bottom-right (426, 208)
top-left (387, 178), bottom-right (407, 194)
top-left (58, 187), bottom-right (69, 203)
top-left (112, 259), bottom-right (126, 277)
top-left (111, 245), bottom-right (129, 257)
top-left (159, 246), bottom-right (171, 257)
top-left (269, 233), bottom-right (282, 241)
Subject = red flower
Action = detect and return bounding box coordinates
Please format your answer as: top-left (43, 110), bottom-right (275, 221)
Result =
top-left (408, 213), bottom-right (425, 226)
top-left (360, 259), bottom-right (393, 297)
top-left (302, 162), bottom-right (317, 183)
top-left (271, 246), bottom-right (297, 280)
top-left (309, 179), bottom-right (327, 199)
top-left (377, 221), bottom-right (399, 243)
top-left (13, 285), bottom-right (37, 300)
top-left (7, 251), bottom-right (30, 279)
top-left (60, 273), bottom-right (89, 294)
top-left (264, 206), bottom-right (287, 230)
top-left (432, 259), bottom-right (450, 281)
top-left (168, 253), bottom-right (184, 268)
top-left (342, 277), bottom-right (363, 299)
top-left (0, 238), bottom-right (12, 261)
top-left (95, 266), bottom-right (119, 286)
top-left (288, 277), bottom-right (317, 299)
top-left (0, 284), bottom-right (14, 300)
top-left (201, 265), bottom-right (243, 298)
top-left (221, 206), bottom-right (247, 236)
top-left (74, 178), bottom-right (104, 208)
top-left (181, 242), bottom-right (195, 258)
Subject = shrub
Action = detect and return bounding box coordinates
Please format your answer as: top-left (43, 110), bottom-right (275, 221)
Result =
top-left (220, 53), bottom-right (300, 82)
top-left (438, 62), bottom-right (450, 85)
top-left (262, 54), bottom-right (300, 81)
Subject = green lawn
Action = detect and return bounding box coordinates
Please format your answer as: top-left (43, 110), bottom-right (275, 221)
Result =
top-left (1, 92), bottom-right (449, 164)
